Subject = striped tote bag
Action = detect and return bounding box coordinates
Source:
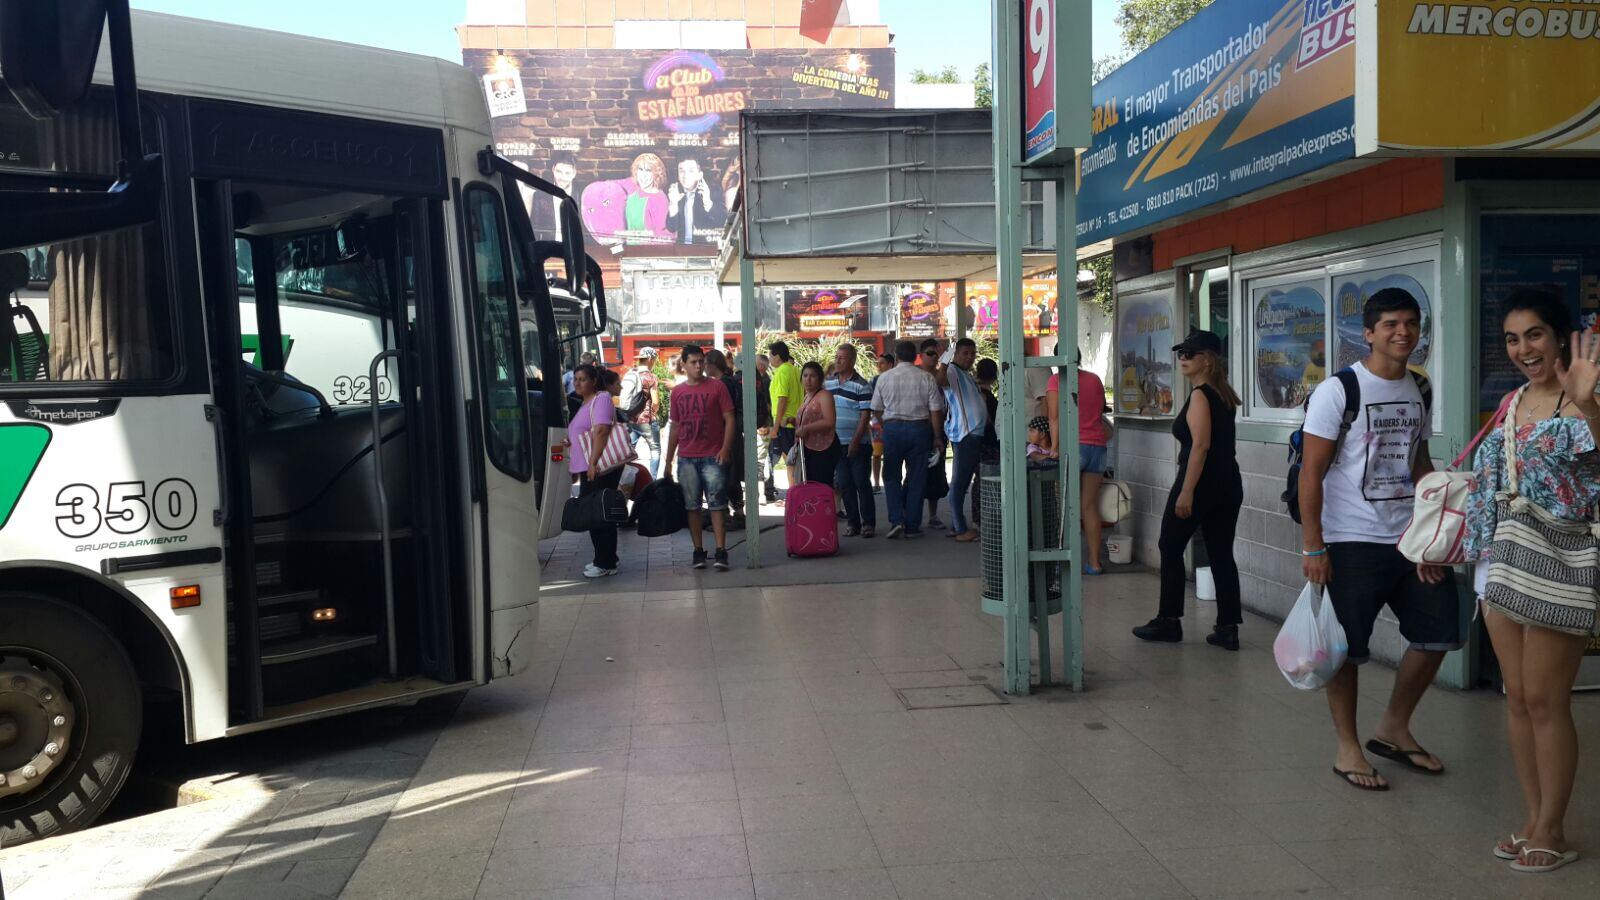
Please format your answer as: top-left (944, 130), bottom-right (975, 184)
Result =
top-left (1483, 387), bottom-right (1600, 637)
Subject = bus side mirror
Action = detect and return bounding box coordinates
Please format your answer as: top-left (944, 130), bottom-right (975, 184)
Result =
top-left (582, 254), bottom-right (606, 331)
top-left (0, 0), bottom-right (110, 119)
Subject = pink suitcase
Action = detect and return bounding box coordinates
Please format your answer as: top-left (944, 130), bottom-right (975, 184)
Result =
top-left (784, 446), bottom-right (838, 558)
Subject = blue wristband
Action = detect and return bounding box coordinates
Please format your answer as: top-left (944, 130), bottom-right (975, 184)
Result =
top-left (1302, 548), bottom-right (1327, 558)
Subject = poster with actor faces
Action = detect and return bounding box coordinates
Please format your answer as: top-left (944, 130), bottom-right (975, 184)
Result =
top-left (470, 48), bottom-right (894, 258)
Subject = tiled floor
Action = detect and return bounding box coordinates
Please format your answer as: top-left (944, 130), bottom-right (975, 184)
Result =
top-left (355, 572), bottom-right (1599, 900)
top-left (4, 568), bottom-right (1599, 898)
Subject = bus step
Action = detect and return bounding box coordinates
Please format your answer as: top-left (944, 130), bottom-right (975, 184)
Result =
top-left (257, 588), bottom-right (322, 610)
top-left (255, 559), bottom-right (282, 588)
top-left (261, 632), bottom-right (379, 666)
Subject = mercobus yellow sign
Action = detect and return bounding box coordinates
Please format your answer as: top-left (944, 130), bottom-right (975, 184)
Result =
top-left (1356, 0), bottom-right (1600, 153)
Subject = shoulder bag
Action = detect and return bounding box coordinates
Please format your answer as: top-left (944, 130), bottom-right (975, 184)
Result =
top-left (574, 399), bottom-right (637, 476)
top-left (1481, 386), bottom-right (1600, 636)
top-left (1399, 393), bottom-right (1512, 565)
top-left (1098, 478), bottom-right (1132, 525)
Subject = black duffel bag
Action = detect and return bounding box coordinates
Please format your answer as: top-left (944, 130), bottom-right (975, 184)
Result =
top-left (632, 477), bottom-right (687, 538)
top-left (562, 487), bottom-right (629, 533)
top-left (923, 452), bottom-right (949, 501)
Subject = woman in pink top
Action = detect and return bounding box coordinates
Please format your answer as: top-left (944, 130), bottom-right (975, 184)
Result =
top-left (555, 364), bottom-right (623, 578)
top-left (795, 361), bottom-right (841, 485)
top-left (1046, 351), bottom-right (1111, 574)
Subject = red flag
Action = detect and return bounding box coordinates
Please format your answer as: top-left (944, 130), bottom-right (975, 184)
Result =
top-left (799, 0), bottom-right (846, 44)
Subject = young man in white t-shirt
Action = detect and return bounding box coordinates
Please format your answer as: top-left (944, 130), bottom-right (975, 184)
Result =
top-left (1298, 288), bottom-right (1459, 793)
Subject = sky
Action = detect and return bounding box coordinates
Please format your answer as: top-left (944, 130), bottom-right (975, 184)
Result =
top-left (129, 0), bottom-right (1125, 94)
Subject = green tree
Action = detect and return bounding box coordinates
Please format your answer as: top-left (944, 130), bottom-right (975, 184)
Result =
top-left (910, 65), bottom-right (961, 84)
top-left (1115, 0), bottom-right (1215, 52)
top-left (1085, 254), bottom-right (1114, 314)
top-left (973, 61), bottom-right (992, 108)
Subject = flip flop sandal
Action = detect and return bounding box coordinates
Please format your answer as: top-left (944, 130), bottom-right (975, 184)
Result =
top-left (1366, 738), bottom-right (1444, 775)
top-left (1511, 848), bottom-right (1579, 873)
top-left (1495, 835), bottom-right (1529, 861)
top-left (1332, 767), bottom-right (1389, 791)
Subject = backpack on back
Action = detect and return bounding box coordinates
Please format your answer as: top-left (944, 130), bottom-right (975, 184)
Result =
top-left (1283, 368), bottom-right (1431, 524)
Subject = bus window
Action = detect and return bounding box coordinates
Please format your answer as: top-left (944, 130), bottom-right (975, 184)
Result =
top-left (463, 186), bottom-right (532, 482)
top-left (1, 225), bottom-right (175, 385)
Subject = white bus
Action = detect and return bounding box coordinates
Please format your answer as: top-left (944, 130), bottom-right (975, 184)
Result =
top-left (0, 6), bottom-right (589, 842)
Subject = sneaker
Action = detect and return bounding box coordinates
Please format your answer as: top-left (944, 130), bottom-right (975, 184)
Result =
top-left (1206, 625), bottom-right (1239, 652)
top-left (928, 517), bottom-right (945, 530)
top-left (764, 487), bottom-right (779, 503)
top-left (583, 563), bottom-right (618, 579)
top-left (691, 549), bottom-right (707, 569)
top-left (1132, 617), bottom-right (1183, 643)
top-left (860, 526), bottom-right (875, 538)
top-left (713, 548), bottom-right (730, 571)
top-left (904, 528), bottom-right (925, 538)
top-left (844, 526), bottom-right (861, 537)
top-left (885, 524), bottom-right (905, 540)
top-left (728, 515), bottom-right (747, 531)
top-left (837, 511), bottom-right (847, 520)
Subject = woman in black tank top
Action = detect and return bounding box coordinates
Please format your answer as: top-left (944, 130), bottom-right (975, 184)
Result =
top-left (1133, 331), bottom-right (1246, 650)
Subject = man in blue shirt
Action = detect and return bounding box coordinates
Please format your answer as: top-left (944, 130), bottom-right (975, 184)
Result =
top-left (826, 344), bottom-right (876, 537)
top-left (935, 338), bottom-right (989, 542)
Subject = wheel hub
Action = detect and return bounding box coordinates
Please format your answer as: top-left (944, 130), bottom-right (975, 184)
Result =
top-left (0, 656), bottom-right (75, 800)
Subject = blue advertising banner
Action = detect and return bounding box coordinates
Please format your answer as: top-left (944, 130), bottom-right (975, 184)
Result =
top-left (1076, 0), bottom-right (1356, 247)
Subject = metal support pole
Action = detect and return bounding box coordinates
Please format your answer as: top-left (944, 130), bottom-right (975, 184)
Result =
top-left (992, 0), bottom-right (1032, 696)
top-left (1055, 178), bottom-right (1083, 691)
top-left (739, 256), bottom-right (761, 569)
top-left (955, 279), bottom-right (967, 342)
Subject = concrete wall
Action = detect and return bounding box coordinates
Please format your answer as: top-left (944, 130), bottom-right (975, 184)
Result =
top-left (1113, 422), bottom-right (1414, 665)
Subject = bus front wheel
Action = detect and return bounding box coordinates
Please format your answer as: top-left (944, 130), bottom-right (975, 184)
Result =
top-left (0, 593), bottom-right (141, 846)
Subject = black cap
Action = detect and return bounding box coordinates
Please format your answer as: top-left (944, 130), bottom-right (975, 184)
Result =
top-left (1172, 329), bottom-right (1223, 355)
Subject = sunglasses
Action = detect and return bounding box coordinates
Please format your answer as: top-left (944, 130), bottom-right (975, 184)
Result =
top-left (1177, 349), bottom-right (1199, 360)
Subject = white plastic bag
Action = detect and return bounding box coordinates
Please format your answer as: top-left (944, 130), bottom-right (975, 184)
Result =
top-left (1273, 583), bottom-right (1348, 691)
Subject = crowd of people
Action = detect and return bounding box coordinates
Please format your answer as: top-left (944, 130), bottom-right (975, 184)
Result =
top-left (555, 284), bottom-right (1600, 874)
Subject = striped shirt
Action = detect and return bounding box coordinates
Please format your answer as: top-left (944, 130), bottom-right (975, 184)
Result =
top-left (943, 363), bottom-right (989, 443)
top-left (826, 371), bottom-right (874, 446)
top-left (870, 363), bottom-right (945, 422)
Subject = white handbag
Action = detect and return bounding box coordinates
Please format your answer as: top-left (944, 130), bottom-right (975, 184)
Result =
top-left (1398, 396), bottom-right (1510, 565)
top-left (1098, 479), bottom-right (1132, 525)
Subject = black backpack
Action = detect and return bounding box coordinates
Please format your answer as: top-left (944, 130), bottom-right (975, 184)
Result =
top-left (632, 477), bottom-right (687, 537)
top-left (1283, 367), bottom-right (1431, 524)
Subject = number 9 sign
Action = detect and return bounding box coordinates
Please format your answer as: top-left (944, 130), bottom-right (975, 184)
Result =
top-left (1019, 0), bottom-right (1089, 166)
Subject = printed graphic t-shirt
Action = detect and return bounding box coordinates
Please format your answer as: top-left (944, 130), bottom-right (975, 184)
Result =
top-left (671, 377), bottom-right (734, 459)
top-left (1304, 362), bottom-right (1427, 544)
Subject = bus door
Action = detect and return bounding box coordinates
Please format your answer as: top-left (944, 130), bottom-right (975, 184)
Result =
top-left (189, 103), bottom-right (470, 720)
top-left (490, 155), bottom-right (606, 540)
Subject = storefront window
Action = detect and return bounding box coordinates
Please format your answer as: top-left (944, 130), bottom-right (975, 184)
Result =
top-left (1241, 239), bottom-right (1440, 427)
top-left (1479, 213), bottom-right (1600, 418)
top-left (1251, 275), bottom-right (1327, 414)
top-left (1114, 287), bottom-right (1176, 416)
top-left (1185, 263), bottom-right (1230, 354)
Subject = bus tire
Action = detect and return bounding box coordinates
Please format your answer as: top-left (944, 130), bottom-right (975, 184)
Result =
top-left (0, 592), bottom-right (142, 846)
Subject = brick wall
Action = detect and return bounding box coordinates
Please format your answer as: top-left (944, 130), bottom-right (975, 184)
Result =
top-left (1151, 158), bottom-right (1446, 272)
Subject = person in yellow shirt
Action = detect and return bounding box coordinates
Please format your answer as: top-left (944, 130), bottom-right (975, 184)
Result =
top-left (766, 341), bottom-right (804, 500)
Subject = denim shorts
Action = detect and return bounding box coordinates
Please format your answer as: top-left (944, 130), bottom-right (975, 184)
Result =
top-left (1080, 444), bottom-right (1108, 474)
top-left (678, 456), bottom-right (729, 512)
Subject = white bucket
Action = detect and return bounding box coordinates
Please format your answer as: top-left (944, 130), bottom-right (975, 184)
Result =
top-left (1105, 534), bottom-right (1133, 565)
top-left (1196, 566), bottom-right (1217, 602)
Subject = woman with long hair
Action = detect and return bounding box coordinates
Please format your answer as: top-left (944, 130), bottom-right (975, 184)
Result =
top-left (554, 363), bottom-right (624, 578)
top-left (795, 361), bottom-right (841, 486)
top-left (627, 152), bottom-right (670, 240)
top-left (1133, 330), bottom-right (1244, 650)
top-left (1467, 289), bottom-right (1600, 874)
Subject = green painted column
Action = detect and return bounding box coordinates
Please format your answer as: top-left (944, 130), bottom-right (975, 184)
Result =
top-left (1055, 178), bottom-right (1083, 691)
top-left (1436, 162), bottom-right (1478, 689)
top-left (991, 0), bottom-right (1032, 695)
top-left (739, 255), bottom-right (761, 570)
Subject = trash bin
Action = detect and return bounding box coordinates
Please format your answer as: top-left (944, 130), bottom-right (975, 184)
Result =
top-left (979, 461), bottom-right (1062, 616)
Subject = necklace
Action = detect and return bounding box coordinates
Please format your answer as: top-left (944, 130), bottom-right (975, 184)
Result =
top-left (1520, 388), bottom-right (1568, 422)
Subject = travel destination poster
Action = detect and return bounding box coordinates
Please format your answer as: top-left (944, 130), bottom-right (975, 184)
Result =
top-left (1332, 262), bottom-right (1434, 373)
top-left (1116, 290), bottom-right (1176, 416)
top-left (1077, 0), bottom-right (1356, 246)
top-left (1254, 280), bottom-right (1326, 410)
